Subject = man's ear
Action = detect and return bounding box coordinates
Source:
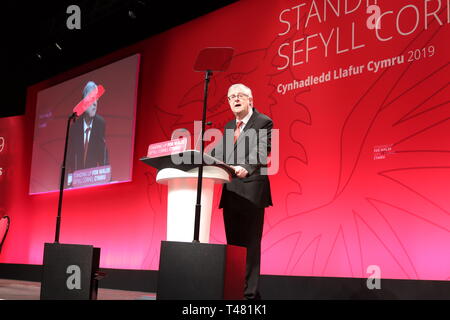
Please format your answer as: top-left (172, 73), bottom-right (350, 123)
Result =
top-left (249, 97), bottom-right (254, 107)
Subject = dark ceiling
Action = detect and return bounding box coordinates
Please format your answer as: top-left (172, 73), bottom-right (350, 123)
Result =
top-left (1, 0), bottom-right (237, 118)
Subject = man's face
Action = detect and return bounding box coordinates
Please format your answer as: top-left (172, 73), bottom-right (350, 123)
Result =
top-left (85, 100), bottom-right (97, 118)
top-left (228, 87), bottom-right (252, 118)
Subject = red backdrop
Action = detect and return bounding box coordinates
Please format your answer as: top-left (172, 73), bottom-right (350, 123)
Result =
top-left (0, 0), bottom-right (449, 281)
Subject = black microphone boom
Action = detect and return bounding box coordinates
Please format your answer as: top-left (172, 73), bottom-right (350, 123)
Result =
top-left (54, 112), bottom-right (77, 243)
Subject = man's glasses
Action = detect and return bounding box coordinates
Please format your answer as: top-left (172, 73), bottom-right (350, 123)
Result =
top-left (228, 93), bottom-right (249, 101)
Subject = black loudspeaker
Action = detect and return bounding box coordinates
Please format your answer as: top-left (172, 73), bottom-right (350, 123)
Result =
top-left (157, 241), bottom-right (246, 300)
top-left (40, 243), bottom-right (101, 300)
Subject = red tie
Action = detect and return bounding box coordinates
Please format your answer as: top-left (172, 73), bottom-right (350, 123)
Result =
top-left (83, 127), bottom-right (91, 166)
top-left (234, 121), bottom-right (243, 144)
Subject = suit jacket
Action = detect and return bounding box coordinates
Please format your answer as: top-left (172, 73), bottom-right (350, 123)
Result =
top-left (66, 114), bottom-right (109, 175)
top-left (211, 108), bottom-right (273, 208)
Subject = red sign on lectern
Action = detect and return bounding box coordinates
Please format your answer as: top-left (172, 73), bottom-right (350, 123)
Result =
top-left (147, 137), bottom-right (188, 158)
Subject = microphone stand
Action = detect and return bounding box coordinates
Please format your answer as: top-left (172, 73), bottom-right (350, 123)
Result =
top-left (193, 70), bottom-right (212, 243)
top-left (54, 112), bottom-right (77, 243)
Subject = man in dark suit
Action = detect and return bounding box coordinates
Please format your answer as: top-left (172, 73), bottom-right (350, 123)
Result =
top-left (211, 83), bottom-right (273, 300)
top-left (66, 81), bottom-right (109, 186)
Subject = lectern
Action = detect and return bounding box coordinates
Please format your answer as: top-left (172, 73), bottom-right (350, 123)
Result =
top-left (140, 150), bottom-right (247, 299)
top-left (141, 150), bottom-right (233, 243)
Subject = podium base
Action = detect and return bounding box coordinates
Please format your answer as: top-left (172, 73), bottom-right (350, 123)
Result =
top-left (40, 243), bottom-right (101, 300)
top-left (157, 241), bottom-right (246, 300)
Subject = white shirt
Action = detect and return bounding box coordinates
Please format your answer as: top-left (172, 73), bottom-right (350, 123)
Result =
top-left (236, 107), bottom-right (253, 133)
top-left (83, 119), bottom-right (93, 145)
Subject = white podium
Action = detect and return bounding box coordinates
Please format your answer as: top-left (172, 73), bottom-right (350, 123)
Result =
top-left (141, 150), bottom-right (234, 243)
top-left (156, 166), bottom-right (230, 243)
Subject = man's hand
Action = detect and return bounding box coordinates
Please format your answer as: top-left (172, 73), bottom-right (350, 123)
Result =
top-left (232, 165), bottom-right (248, 178)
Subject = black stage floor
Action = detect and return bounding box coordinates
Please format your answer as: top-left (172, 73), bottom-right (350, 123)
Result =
top-left (0, 279), bottom-right (156, 300)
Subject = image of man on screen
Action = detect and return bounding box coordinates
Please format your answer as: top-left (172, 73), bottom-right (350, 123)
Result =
top-left (66, 81), bottom-right (110, 187)
top-left (210, 83), bottom-right (273, 300)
